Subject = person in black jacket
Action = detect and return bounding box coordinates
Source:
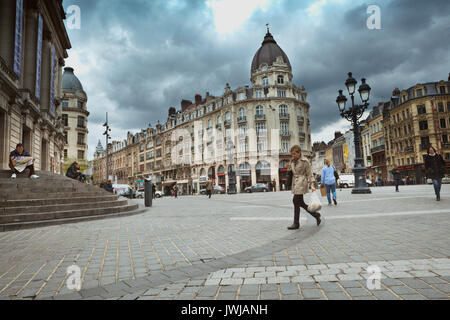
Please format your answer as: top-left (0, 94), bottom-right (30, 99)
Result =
top-left (393, 169), bottom-right (401, 192)
top-left (9, 144), bottom-right (39, 179)
top-left (424, 146), bottom-right (446, 201)
top-left (66, 162), bottom-right (86, 182)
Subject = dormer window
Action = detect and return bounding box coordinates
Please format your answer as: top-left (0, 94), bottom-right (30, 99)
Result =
top-left (277, 75), bottom-right (284, 84)
top-left (416, 89), bottom-right (423, 97)
top-left (238, 92), bottom-right (246, 101)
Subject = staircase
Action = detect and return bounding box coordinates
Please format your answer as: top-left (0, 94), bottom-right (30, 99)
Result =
top-left (0, 170), bottom-right (144, 232)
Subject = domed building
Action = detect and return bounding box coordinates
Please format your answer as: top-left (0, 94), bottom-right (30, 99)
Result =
top-left (61, 67), bottom-right (89, 172)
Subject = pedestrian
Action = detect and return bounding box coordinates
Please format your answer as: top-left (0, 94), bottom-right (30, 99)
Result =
top-left (9, 143), bottom-right (39, 179)
top-left (287, 145), bottom-right (321, 230)
top-left (377, 176), bottom-right (382, 187)
top-left (424, 146), bottom-right (446, 201)
top-left (272, 179), bottom-right (277, 192)
top-left (206, 179), bottom-right (213, 199)
top-left (393, 169), bottom-right (401, 192)
top-left (152, 184), bottom-right (156, 199)
top-left (173, 184), bottom-right (178, 199)
top-left (321, 159), bottom-right (337, 206)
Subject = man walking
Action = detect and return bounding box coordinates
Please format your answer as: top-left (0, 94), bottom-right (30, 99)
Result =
top-left (321, 159), bottom-right (337, 206)
top-left (206, 179), bottom-right (213, 199)
top-left (9, 144), bottom-right (39, 179)
top-left (425, 146), bottom-right (446, 201)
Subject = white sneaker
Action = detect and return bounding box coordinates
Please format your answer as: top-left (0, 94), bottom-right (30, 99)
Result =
top-left (30, 175), bottom-right (39, 179)
top-left (11, 173), bottom-right (17, 179)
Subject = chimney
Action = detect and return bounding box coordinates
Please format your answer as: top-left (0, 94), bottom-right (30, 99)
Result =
top-left (334, 131), bottom-right (343, 140)
top-left (181, 100), bottom-right (192, 112)
top-left (195, 94), bottom-right (202, 105)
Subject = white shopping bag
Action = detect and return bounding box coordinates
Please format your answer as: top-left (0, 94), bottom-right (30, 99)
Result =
top-left (305, 191), bottom-right (322, 226)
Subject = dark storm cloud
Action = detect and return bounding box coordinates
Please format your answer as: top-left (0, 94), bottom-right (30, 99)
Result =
top-left (62, 0), bottom-right (450, 157)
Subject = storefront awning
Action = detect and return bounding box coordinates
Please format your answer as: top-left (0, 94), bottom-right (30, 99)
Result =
top-left (162, 181), bottom-right (177, 187)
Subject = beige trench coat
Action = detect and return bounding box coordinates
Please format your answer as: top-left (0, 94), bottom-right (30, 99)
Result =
top-left (290, 157), bottom-right (314, 195)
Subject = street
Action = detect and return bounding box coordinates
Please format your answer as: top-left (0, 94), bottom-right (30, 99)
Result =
top-left (0, 184), bottom-right (449, 300)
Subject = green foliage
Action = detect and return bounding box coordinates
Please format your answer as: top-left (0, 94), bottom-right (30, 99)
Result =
top-left (63, 158), bottom-right (89, 174)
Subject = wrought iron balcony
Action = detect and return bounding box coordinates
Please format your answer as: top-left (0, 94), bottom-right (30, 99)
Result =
top-left (370, 144), bottom-right (385, 154)
top-left (224, 120), bottom-right (232, 127)
top-left (237, 116), bottom-right (247, 124)
top-left (297, 116), bottom-right (304, 123)
top-left (299, 132), bottom-right (306, 139)
top-left (255, 114), bottom-right (266, 121)
top-left (279, 113), bottom-right (290, 120)
top-left (280, 130), bottom-right (291, 137)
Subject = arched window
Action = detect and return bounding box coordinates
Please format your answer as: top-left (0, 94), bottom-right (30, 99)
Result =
top-left (239, 162), bottom-right (251, 170)
top-left (277, 75), bottom-right (284, 84)
top-left (256, 106), bottom-right (264, 116)
top-left (239, 108), bottom-right (245, 118)
top-left (279, 160), bottom-right (289, 169)
top-left (256, 161), bottom-right (270, 170)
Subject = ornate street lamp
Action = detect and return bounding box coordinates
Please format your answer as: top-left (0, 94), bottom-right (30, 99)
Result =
top-left (103, 112), bottom-right (111, 181)
top-left (336, 72), bottom-right (372, 194)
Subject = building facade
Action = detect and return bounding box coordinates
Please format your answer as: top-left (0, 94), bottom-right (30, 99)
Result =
top-left (93, 30), bottom-right (313, 193)
top-left (367, 104), bottom-right (386, 183)
top-left (61, 66), bottom-right (89, 172)
top-left (384, 78), bottom-right (450, 183)
top-left (0, 0), bottom-right (71, 173)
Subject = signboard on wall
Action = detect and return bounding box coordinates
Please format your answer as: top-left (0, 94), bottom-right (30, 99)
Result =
top-left (35, 13), bottom-right (43, 99)
top-left (49, 44), bottom-right (56, 116)
top-left (13, 0), bottom-right (24, 78)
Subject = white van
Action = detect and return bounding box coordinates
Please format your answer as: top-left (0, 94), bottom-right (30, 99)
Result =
top-left (338, 174), bottom-right (355, 188)
top-left (113, 184), bottom-right (135, 198)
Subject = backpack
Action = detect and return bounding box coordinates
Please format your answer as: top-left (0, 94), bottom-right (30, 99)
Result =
top-left (333, 166), bottom-right (339, 180)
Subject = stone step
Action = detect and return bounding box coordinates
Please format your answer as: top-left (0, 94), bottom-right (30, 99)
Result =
top-left (0, 170), bottom-right (58, 179)
top-left (0, 204), bottom-right (139, 224)
top-left (0, 195), bottom-right (119, 207)
top-left (0, 191), bottom-right (111, 201)
top-left (0, 206), bottom-right (145, 232)
top-left (1, 199), bottom-right (128, 215)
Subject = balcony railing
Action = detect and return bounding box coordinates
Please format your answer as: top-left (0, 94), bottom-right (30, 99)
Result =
top-left (405, 146), bottom-right (414, 153)
top-left (280, 131), bottom-right (291, 137)
top-left (224, 120), bottom-right (232, 127)
top-left (279, 113), bottom-right (290, 120)
top-left (299, 132), bottom-right (306, 139)
top-left (216, 124), bottom-right (222, 129)
top-left (297, 116), bottom-right (304, 123)
top-left (370, 144), bottom-right (385, 154)
top-left (255, 114), bottom-right (266, 121)
top-left (279, 149), bottom-right (290, 155)
top-left (237, 116), bottom-right (247, 123)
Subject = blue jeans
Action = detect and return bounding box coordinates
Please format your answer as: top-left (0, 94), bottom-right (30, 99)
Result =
top-left (433, 178), bottom-right (442, 197)
top-left (325, 183), bottom-right (336, 204)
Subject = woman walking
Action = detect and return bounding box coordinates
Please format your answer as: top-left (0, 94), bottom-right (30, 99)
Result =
top-left (321, 159), bottom-right (337, 206)
top-left (287, 145), bottom-right (321, 230)
top-left (424, 146), bottom-right (446, 201)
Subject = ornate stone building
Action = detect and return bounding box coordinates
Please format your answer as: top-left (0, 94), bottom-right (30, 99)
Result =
top-left (384, 77), bottom-right (450, 182)
top-left (94, 30), bottom-right (313, 193)
top-left (0, 0), bottom-right (71, 173)
top-left (61, 66), bottom-right (89, 171)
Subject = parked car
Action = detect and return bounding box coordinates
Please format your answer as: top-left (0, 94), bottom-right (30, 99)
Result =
top-left (245, 183), bottom-right (269, 193)
top-left (427, 178), bottom-right (433, 184)
top-left (443, 175), bottom-right (450, 184)
top-left (155, 190), bottom-right (163, 198)
top-left (199, 185), bottom-right (225, 195)
top-left (135, 188), bottom-right (145, 198)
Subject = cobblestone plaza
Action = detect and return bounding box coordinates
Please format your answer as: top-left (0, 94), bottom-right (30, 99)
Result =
top-left (0, 184), bottom-right (449, 300)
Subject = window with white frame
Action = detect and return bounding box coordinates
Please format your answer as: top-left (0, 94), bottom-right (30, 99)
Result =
top-left (239, 139), bottom-right (248, 152)
top-left (277, 90), bottom-right (286, 98)
top-left (279, 104), bottom-right (288, 116)
top-left (256, 106), bottom-right (264, 116)
top-left (257, 138), bottom-right (267, 152)
top-left (208, 119), bottom-right (212, 128)
top-left (256, 122), bottom-right (266, 137)
top-left (239, 108), bottom-right (245, 118)
top-left (225, 111), bottom-right (231, 121)
top-left (239, 124), bottom-right (247, 137)
top-left (262, 77), bottom-right (269, 87)
top-left (239, 92), bottom-right (245, 100)
top-left (255, 90), bottom-right (262, 98)
top-left (281, 139), bottom-right (290, 153)
top-left (280, 122), bottom-right (289, 133)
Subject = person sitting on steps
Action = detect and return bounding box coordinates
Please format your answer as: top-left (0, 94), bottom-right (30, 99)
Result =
top-left (9, 143), bottom-right (39, 179)
top-left (66, 161), bottom-right (86, 182)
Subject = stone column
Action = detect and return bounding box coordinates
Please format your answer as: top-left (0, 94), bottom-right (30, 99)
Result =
top-left (236, 175), bottom-right (241, 193)
top-left (251, 164), bottom-right (257, 186)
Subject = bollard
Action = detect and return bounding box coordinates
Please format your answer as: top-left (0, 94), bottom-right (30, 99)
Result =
top-left (145, 179), bottom-right (153, 207)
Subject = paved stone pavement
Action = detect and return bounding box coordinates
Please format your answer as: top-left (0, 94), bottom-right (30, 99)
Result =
top-left (0, 184), bottom-right (449, 300)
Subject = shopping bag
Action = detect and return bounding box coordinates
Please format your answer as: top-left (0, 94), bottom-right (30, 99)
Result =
top-left (320, 186), bottom-right (327, 197)
top-left (307, 191), bottom-right (322, 213)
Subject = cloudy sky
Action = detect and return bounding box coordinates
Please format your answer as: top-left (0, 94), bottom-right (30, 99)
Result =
top-left (62, 0), bottom-right (450, 160)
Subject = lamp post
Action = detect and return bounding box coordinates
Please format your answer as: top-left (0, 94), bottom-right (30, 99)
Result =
top-left (103, 112), bottom-right (111, 181)
top-left (336, 72), bottom-right (372, 194)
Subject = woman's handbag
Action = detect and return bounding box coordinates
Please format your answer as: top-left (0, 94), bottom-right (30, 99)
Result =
top-left (286, 170), bottom-right (293, 190)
